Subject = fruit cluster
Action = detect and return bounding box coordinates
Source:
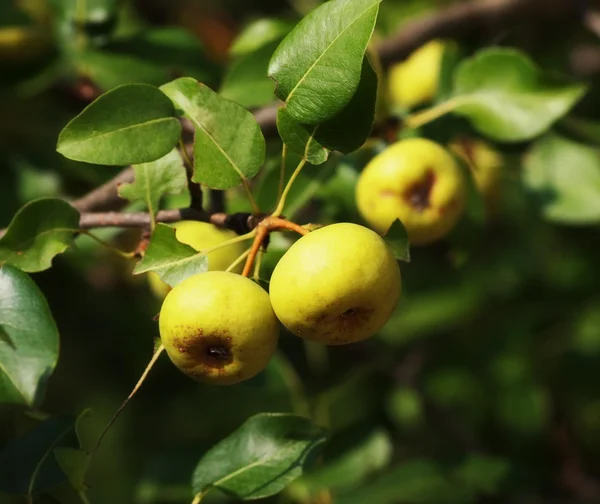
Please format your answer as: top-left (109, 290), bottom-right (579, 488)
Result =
top-left (155, 221), bottom-right (401, 385)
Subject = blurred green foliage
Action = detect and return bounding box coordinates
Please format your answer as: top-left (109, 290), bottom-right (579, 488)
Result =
top-left (1, 0), bottom-right (600, 503)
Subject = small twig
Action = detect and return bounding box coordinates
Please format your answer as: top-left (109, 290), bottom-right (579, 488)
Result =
top-left (93, 344), bottom-right (165, 454)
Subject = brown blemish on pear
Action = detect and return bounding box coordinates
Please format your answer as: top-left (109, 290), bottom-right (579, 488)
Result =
top-left (404, 170), bottom-right (435, 211)
top-left (173, 330), bottom-right (234, 371)
top-left (306, 304), bottom-right (374, 344)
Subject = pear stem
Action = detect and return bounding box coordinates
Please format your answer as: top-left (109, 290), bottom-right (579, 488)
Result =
top-left (272, 158), bottom-right (307, 217)
top-left (242, 226), bottom-right (269, 277)
top-left (225, 247), bottom-right (251, 273)
top-left (92, 344), bottom-right (165, 454)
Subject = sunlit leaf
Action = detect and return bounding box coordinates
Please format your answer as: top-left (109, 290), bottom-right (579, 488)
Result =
top-left (269, 0), bottom-right (381, 124)
top-left (523, 134), bottom-right (600, 224)
top-left (133, 224), bottom-right (208, 287)
top-left (161, 77), bottom-right (265, 189)
top-left (192, 413), bottom-right (326, 500)
top-left (118, 149), bottom-right (187, 218)
top-left (0, 198), bottom-right (80, 273)
top-left (451, 48), bottom-right (587, 141)
top-left (0, 265), bottom-right (59, 407)
top-left (57, 83), bottom-right (182, 165)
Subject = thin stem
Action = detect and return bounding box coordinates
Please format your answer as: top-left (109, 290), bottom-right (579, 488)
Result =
top-left (404, 98), bottom-right (463, 130)
top-left (200, 231), bottom-right (255, 256)
top-left (191, 491), bottom-right (207, 504)
top-left (79, 490), bottom-right (92, 504)
top-left (277, 143), bottom-right (287, 204)
top-left (241, 178), bottom-right (261, 215)
top-left (78, 230), bottom-right (136, 259)
top-left (253, 249), bottom-right (264, 281)
top-left (272, 158), bottom-right (307, 217)
top-left (242, 226), bottom-right (268, 277)
top-left (92, 344), bottom-right (165, 454)
top-left (225, 247), bottom-right (251, 273)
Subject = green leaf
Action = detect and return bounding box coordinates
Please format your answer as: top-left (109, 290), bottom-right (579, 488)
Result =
top-left (53, 448), bottom-right (90, 492)
top-left (290, 428), bottom-right (392, 498)
top-left (383, 219), bottom-right (410, 262)
top-left (276, 56), bottom-right (377, 159)
top-left (277, 108), bottom-right (329, 165)
top-left (56, 83), bottom-right (182, 165)
top-left (75, 50), bottom-right (170, 90)
top-left (268, 0), bottom-right (382, 125)
top-left (0, 198), bottom-right (80, 273)
top-left (336, 460), bottom-right (454, 504)
top-left (101, 27), bottom-right (219, 86)
top-left (118, 149), bottom-right (187, 217)
top-left (160, 77), bottom-right (266, 189)
top-left (312, 56), bottom-right (378, 153)
top-left (230, 18), bottom-right (295, 57)
top-left (133, 224), bottom-right (208, 287)
top-left (451, 48), bottom-right (586, 142)
top-left (0, 414), bottom-right (81, 495)
top-left (523, 134), bottom-right (600, 224)
top-left (453, 455), bottom-right (509, 496)
top-left (0, 264), bottom-right (59, 407)
top-left (220, 40), bottom-right (279, 109)
top-left (192, 413), bottom-right (326, 500)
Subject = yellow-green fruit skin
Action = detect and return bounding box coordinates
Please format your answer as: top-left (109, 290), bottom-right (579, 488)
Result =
top-left (147, 221), bottom-right (246, 299)
top-left (159, 271), bottom-right (279, 385)
top-left (147, 271), bottom-right (172, 299)
top-left (269, 223), bottom-right (401, 345)
top-left (356, 138), bottom-right (466, 246)
top-left (173, 221), bottom-right (246, 272)
top-left (449, 137), bottom-right (503, 202)
top-left (388, 39), bottom-right (445, 110)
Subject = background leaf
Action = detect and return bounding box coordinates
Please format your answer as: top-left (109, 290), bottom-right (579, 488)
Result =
top-left (161, 77), bottom-right (265, 189)
top-left (133, 224), bottom-right (208, 287)
top-left (268, 0), bottom-right (381, 124)
top-left (288, 428), bottom-right (393, 498)
top-left (384, 219), bottom-right (410, 262)
top-left (0, 198), bottom-right (80, 272)
top-left (118, 149), bottom-right (187, 217)
top-left (523, 134), bottom-right (600, 224)
top-left (192, 413), bottom-right (326, 500)
top-left (56, 83), bottom-right (182, 165)
top-left (451, 48), bottom-right (586, 142)
top-left (0, 264), bottom-right (59, 407)
top-left (220, 40), bottom-right (279, 108)
top-left (230, 18), bottom-right (295, 57)
top-left (0, 414), bottom-right (82, 495)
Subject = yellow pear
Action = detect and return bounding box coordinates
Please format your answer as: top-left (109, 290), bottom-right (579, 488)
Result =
top-left (146, 221), bottom-right (246, 299)
top-left (159, 271), bottom-right (279, 385)
top-left (449, 136), bottom-right (503, 206)
top-left (356, 138), bottom-right (467, 245)
top-left (269, 223), bottom-right (401, 345)
top-left (388, 39), bottom-right (446, 110)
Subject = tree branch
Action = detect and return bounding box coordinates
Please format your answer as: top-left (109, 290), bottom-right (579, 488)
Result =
top-left (377, 0), bottom-right (584, 66)
top-left (76, 209), bottom-right (265, 234)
